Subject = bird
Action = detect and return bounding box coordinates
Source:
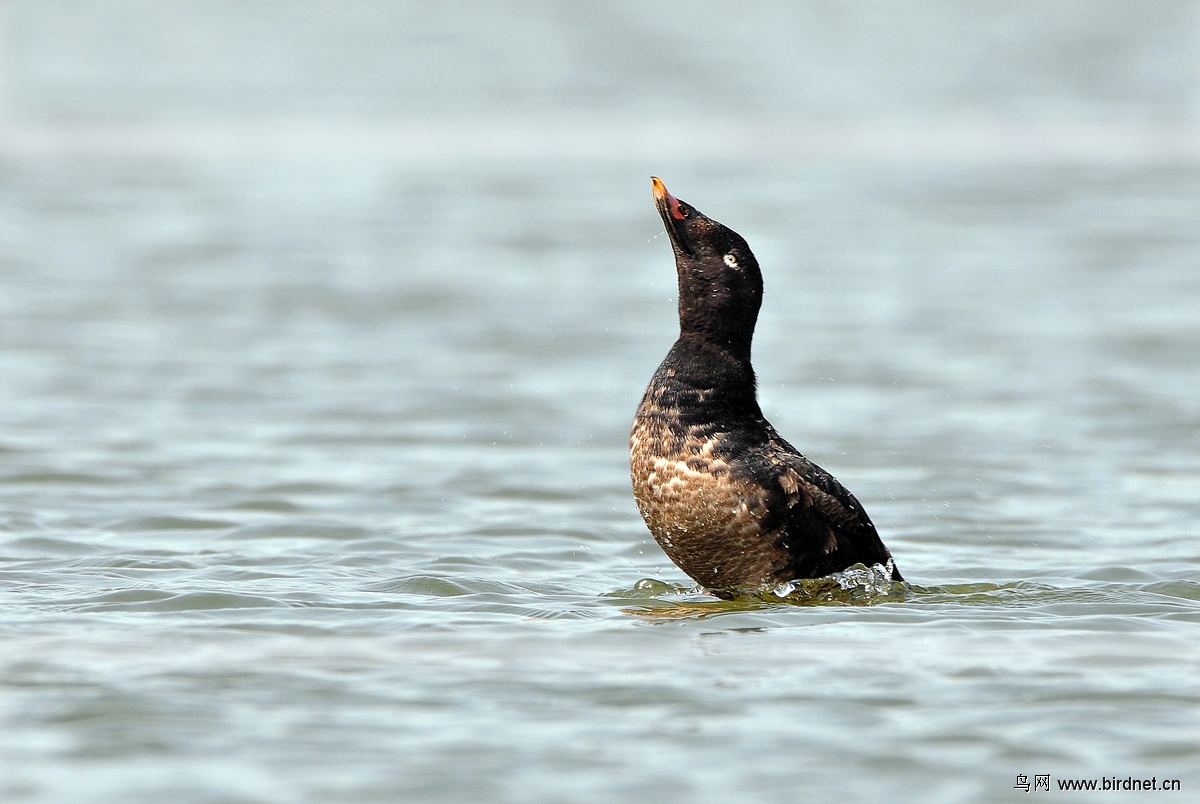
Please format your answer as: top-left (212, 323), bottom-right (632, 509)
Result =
top-left (629, 177), bottom-right (902, 598)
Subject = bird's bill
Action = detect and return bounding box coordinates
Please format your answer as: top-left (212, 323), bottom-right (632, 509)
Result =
top-left (651, 176), bottom-right (695, 256)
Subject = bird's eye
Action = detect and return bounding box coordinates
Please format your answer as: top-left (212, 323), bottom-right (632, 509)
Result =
top-left (723, 254), bottom-right (738, 268)
top-left (677, 206), bottom-right (690, 219)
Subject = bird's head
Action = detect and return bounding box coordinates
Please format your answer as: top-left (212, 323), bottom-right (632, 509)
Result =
top-left (651, 177), bottom-right (763, 358)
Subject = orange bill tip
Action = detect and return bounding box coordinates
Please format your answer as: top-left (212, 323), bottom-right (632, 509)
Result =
top-left (651, 176), bottom-right (688, 220)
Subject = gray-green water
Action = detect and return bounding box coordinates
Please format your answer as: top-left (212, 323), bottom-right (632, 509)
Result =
top-left (3, 2), bottom-right (1200, 802)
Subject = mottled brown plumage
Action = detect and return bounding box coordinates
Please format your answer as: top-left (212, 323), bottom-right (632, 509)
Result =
top-left (630, 177), bottom-right (902, 597)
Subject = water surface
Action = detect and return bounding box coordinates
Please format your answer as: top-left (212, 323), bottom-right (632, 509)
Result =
top-left (2, 2), bottom-right (1200, 801)
top-left (2, 159), bottom-right (1198, 802)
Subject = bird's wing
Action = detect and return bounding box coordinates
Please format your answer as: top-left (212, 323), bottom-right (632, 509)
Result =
top-left (763, 445), bottom-right (898, 579)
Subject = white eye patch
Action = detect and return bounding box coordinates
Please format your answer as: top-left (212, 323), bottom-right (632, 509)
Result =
top-left (723, 254), bottom-right (738, 268)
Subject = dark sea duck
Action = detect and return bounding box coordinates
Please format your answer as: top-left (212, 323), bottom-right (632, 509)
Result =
top-left (630, 177), bottom-right (902, 599)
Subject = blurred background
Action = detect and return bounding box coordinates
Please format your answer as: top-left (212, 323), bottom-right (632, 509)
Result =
top-left (2, 0), bottom-right (1198, 160)
top-left (2, 2), bottom-right (1199, 802)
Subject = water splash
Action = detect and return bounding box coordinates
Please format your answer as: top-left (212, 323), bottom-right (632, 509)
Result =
top-left (616, 560), bottom-right (906, 616)
top-left (771, 561), bottom-right (898, 600)
top-left (832, 558), bottom-right (897, 597)
top-left (766, 559), bottom-right (902, 605)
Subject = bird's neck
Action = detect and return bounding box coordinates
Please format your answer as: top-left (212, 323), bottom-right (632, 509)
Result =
top-left (675, 281), bottom-right (760, 362)
top-left (663, 335), bottom-right (759, 407)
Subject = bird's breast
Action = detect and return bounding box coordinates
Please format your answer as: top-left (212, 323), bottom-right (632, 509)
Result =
top-left (629, 385), bottom-right (788, 589)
